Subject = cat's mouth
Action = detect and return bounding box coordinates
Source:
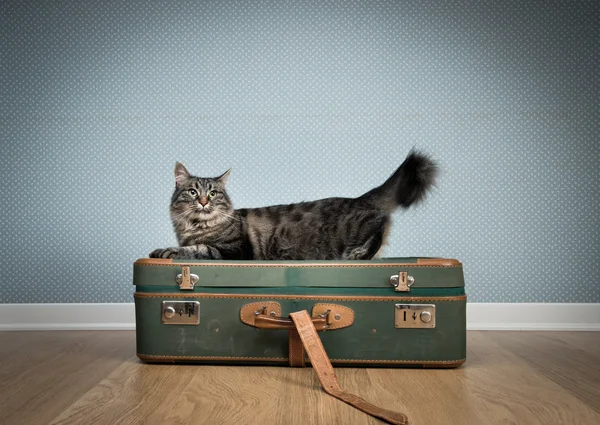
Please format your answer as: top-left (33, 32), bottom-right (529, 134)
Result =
top-left (195, 205), bottom-right (214, 218)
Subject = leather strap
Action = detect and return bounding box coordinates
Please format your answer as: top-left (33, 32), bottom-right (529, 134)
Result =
top-left (289, 310), bottom-right (409, 425)
top-left (288, 330), bottom-right (306, 367)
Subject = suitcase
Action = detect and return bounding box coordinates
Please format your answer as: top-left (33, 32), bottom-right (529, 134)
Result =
top-left (132, 256), bottom-right (466, 368)
top-left (133, 256), bottom-right (466, 424)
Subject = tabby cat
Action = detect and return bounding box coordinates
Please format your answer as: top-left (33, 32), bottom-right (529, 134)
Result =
top-left (149, 150), bottom-right (437, 261)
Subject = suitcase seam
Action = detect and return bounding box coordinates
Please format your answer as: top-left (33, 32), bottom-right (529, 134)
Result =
top-left (137, 353), bottom-right (466, 364)
top-left (134, 292), bottom-right (466, 302)
top-left (135, 263), bottom-right (460, 269)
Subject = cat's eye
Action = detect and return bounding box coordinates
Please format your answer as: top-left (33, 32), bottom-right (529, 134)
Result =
top-left (188, 189), bottom-right (197, 197)
top-left (208, 190), bottom-right (217, 199)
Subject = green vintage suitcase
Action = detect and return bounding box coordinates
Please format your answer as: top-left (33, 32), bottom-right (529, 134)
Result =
top-left (132, 256), bottom-right (466, 368)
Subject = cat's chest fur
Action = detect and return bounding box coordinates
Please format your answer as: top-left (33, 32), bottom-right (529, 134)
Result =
top-left (175, 216), bottom-right (230, 245)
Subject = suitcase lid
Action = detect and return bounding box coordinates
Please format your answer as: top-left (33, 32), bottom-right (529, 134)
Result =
top-left (132, 257), bottom-right (464, 290)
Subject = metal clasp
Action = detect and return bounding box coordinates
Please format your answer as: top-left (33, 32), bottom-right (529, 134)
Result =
top-left (390, 272), bottom-right (414, 292)
top-left (254, 306), bottom-right (277, 317)
top-left (317, 309), bottom-right (332, 326)
top-left (394, 304), bottom-right (435, 328)
top-left (176, 266), bottom-right (199, 290)
top-left (161, 301), bottom-right (200, 325)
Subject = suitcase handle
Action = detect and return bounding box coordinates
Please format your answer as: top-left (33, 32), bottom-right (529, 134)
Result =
top-left (240, 302), bottom-right (354, 331)
top-left (254, 314), bottom-right (328, 331)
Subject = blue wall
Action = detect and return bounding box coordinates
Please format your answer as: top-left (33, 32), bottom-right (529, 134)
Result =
top-left (1, 0), bottom-right (598, 303)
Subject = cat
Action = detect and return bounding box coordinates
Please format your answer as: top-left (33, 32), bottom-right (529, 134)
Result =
top-left (149, 149), bottom-right (437, 261)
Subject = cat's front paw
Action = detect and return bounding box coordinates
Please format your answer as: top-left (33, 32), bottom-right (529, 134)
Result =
top-left (149, 247), bottom-right (181, 259)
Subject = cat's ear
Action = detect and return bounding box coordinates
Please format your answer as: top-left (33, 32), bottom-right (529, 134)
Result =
top-left (174, 162), bottom-right (190, 187)
top-left (217, 168), bottom-right (231, 186)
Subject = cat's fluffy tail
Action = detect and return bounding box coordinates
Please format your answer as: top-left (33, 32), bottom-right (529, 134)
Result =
top-left (359, 149), bottom-right (438, 213)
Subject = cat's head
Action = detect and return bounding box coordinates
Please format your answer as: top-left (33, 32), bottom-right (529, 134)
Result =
top-left (169, 162), bottom-right (233, 223)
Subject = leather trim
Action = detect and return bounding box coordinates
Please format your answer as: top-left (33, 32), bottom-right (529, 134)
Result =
top-left (135, 258), bottom-right (174, 265)
top-left (240, 301), bottom-right (281, 326)
top-left (135, 292), bottom-right (467, 302)
top-left (311, 303), bottom-right (355, 329)
top-left (288, 330), bottom-right (306, 367)
top-left (417, 258), bottom-right (462, 267)
top-left (134, 258), bottom-right (461, 268)
top-left (137, 353), bottom-right (465, 367)
top-left (321, 358), bottom-right (466, 366)
top-left (138, 354), bottom-right (288, 362)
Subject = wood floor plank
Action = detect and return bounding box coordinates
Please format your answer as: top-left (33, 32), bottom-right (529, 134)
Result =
top-left (51, 361), bottom-right (379, 425)
top-left (0, 331), bottom-right (134, 425)
top-left (0, 331), bottom-right (84, 383)
top-left (456, 331), bottom-right (600, 425)
top-left (274, 367), bottom-right (327, 425)
top-left (319, 367), bottom-right (388, 424)
top-left (156, 365), bottom-right (288, 425)
top-left (486, 331), bottom-right (600, 414)
top-left (51, 362), bottom-right (288, 425)
top-left (0, 331), bottom-right (47, 356)
top-left (366, 366), bottom-right (491, 424)
top-left (548, 331), bottom-right (600, 360)
top-left (1, 330), bottom-right (599, 425)
top-left (361, 330), bottom-right (600, 425)
top-left (50, 361), bottom-right (184, 425)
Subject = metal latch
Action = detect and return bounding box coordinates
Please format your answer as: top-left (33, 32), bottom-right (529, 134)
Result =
top-left (176, 266), bottom-right (198, 290)
top-left (390, 271), bottom-right (414, 292)
top-left (161, 301), bottom-right (200, 325)
top-left (394, 304), bottom-right (435, 328)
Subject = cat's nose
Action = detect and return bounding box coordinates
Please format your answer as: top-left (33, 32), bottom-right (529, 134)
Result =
top-left (199, 196), bottom-right (208, 206)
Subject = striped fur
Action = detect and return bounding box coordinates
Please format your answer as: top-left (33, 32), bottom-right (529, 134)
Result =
top-left (149, 150), bottom-right (437, 261)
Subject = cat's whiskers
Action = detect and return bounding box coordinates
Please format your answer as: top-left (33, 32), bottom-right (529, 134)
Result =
top-left (177, 211), bottom-right (195, 222)
top-left (215, 210), bottom-right (240, 223)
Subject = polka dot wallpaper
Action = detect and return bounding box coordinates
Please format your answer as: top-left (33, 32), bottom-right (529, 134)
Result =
top-left (1, 0), bottom-right (598, 303)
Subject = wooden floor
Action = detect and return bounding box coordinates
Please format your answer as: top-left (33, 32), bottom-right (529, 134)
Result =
top-left (0, 331), bottom-right (599, 425)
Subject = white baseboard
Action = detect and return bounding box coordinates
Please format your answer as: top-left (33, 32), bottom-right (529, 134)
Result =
top-left (0, 303), bottom-right (136, 331)
top-left (0, 302), bottom-right (598, 331)
top-left (466, 303), bottom-right (600, 331)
